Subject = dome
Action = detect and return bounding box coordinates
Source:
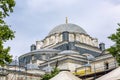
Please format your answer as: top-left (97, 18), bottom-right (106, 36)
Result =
top-left (19, 49), bottom-right (61, 58)
top-left (9, 60), bottom-right (19, 66)
top-left (25, 64), bottom-right (39, 70)
top-left (48, 23), bottom-right (87, 36)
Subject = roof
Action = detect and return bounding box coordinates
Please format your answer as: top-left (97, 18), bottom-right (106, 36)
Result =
top-left (48, 23), bottom-right (87, 36)
top-left (39, 54), bottom-right (87, 67)
top-left (19, 49), bottom-right (61, 58)
top-left (58, 50), bottom-right (79, 55)
top-left (50, 71), bottom-right (82, 80)
top-left (96, 67), bottom-right (120, 80)
top-left (9, 60), bottom-right (19, 66)
top-left (25, 64), bottom-right (39, 70)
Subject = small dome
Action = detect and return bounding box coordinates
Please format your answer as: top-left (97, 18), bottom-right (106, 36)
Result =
top-left (9, 60), bottom-right (19, 66)
top-left (82, 53), bottom-right (95, 60)
top-left (48, 23), bottom-right (87, 36)
top-left (58, 50), bottom-right (79, 55)
top-left (25, 64), bottom-right (39, 70)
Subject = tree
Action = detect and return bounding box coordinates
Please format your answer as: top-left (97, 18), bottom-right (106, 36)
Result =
top-left (107, 23), bottom-right (120, 66)
top-left (41, 60), bottom-right (60, 80)
top-left (0, 0), bottom-right (15, 66)
top-left (41, 67), bottom-right (60, 80)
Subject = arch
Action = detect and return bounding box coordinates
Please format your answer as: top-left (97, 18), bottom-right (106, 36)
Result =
top-left (104, 61), bottom-right (109, 70)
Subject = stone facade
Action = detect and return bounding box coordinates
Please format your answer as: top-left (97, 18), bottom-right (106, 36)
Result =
top-left (1, 22), bottom-right (116, 80)
top-left (18, 23), bottom-right (116, 73)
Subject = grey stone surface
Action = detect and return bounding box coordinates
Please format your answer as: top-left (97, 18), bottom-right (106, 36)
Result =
top-left (48, 23), bottom-right (87, 36)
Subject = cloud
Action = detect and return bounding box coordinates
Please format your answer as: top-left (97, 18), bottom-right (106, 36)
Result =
top-left (26, 0), bottom-right (80, 13)
top-left (107, 0), bottom-right (120, 5)
top-left (5, 0), bottom-right (120, 57)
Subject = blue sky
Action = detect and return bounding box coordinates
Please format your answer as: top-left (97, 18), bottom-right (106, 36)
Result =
top-left (5, 0), bottom-right (120, 58)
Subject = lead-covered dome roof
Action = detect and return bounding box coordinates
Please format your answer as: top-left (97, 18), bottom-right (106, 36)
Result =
top-left (48, 23), bottom-right (87, 36)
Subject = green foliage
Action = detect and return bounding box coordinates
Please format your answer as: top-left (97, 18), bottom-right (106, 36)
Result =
top-left (107, 23), bottom-right (120, 66)
top-left (0, 0), bottom-right (15, 66)
top-left (41, 68), bottom-right (60, 80)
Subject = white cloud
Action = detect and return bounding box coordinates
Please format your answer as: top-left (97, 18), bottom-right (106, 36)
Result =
top-left (5, 0), bottom-right (120, 57)
top-left (26, 0), bottom-right (80, 12)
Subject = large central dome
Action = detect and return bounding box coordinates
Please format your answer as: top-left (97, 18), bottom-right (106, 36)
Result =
top-left (48, 23), bottom-right (87, 36)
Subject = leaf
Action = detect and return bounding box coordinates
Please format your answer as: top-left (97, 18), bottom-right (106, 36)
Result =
top-left (108, 24), bottom-right (120, 66)
top-left (0, 0), bottom-right (15, 66)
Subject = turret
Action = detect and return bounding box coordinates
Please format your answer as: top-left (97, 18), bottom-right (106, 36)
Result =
top-left (30, 44), bottom-right (36, 51)
top-left (62, 31), bottom-right (69, 41)
top-left (36, 41), bottom-right (43, 49)
top-left (99, 43), bottom-right (105, 51)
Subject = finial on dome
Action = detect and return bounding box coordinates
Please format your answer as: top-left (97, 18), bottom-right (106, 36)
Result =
top-left (66, 17), bottom-right (68, 24)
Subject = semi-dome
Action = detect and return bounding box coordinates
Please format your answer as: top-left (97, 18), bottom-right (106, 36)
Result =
top-left (48, 23), bottom-right (87, 36)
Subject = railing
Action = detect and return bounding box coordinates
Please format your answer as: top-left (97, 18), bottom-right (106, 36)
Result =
top-left (74, 62), bottom-right (118, 76)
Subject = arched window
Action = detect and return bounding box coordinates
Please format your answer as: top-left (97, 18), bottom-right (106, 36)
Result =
top-left (104, 61), bottom-right (109, 70)
top-left (66, 45), bottom-right (69, 50)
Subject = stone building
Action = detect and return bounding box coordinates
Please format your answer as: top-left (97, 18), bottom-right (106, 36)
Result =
top-left (20, 18), bottom-right (117, 73)
top-left (0, 19), bottom-right (117, 80)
